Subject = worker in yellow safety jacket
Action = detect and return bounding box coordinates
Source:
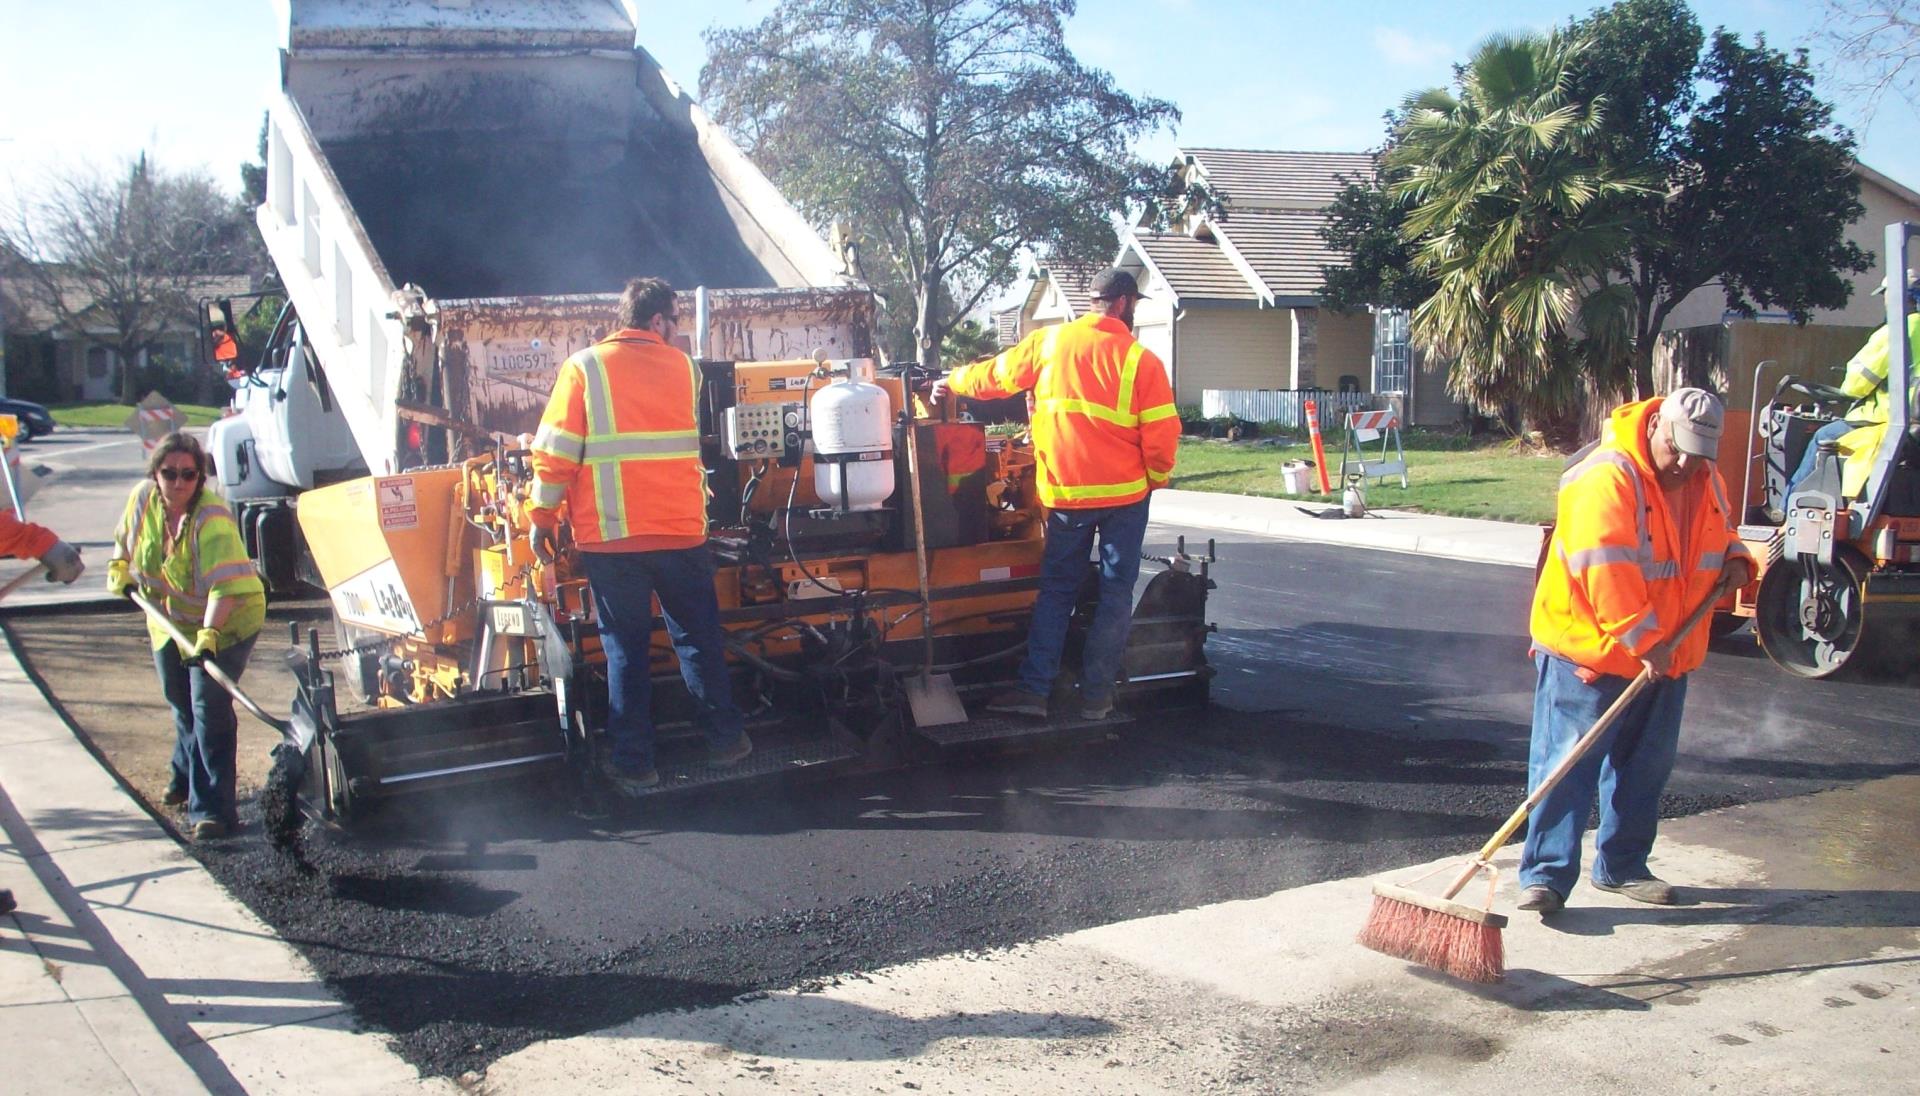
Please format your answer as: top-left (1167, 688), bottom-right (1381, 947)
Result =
top-left (527, 276), bottom-right (748, 795)
top-left (1517, 390), bottom-right (1754, 915)
top-left (107, 432), bottom-right (265, 841)
top-left (1786, 272), bottom-right (1920, 501)
top-left (929, 267), bottom-right (1179, 720)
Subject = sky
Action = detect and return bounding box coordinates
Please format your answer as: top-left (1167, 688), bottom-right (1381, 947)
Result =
top-left (1, 0), bottom-right (1913, 216)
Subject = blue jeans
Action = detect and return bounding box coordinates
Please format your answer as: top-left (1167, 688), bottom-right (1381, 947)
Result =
top-left (155, 634), bottom-right (257, 827)
top-left (579, 547), bottom-right (743, 772)
top-left (1019, 498), bottom-right (1150, 701)
top-left (1519, 652), bottom-right (1688, 897)
top-left (1785, 418), bottom-right (1853, 498)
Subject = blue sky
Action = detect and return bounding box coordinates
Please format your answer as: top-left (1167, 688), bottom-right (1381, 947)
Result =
top-left (2, 1), bottom-right (1912, 209)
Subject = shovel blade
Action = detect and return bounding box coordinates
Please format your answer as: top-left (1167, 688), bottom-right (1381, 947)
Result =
top-left (904, 672), bottom-right (968, 727)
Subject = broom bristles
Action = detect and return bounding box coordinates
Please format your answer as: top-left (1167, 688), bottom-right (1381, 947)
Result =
top-left (1357, 886), bottom-right (1506, 984)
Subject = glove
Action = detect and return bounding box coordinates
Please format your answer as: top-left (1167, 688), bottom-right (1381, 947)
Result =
top-left (186, 627), bottom-right (222, 665)
top-left (530, 523), bottom-right (559, 563)
top-left (107, 558), bottom-right (135, 598)
top-left (40, 540), bottom-right (84, 584)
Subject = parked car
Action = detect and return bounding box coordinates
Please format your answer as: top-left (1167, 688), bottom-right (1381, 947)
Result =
top-left (0, 398), bottom-right (55, 441)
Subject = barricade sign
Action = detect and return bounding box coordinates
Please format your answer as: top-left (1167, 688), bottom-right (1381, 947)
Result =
top-left (1339, 408), bottom-right (1409, 488)
top-left (123, 394), bottom-right (186, 450)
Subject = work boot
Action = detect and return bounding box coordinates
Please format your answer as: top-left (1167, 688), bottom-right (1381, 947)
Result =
top-left (1516, 885), bottom-right (1564, 913)
top-left (162, 784), bottom-right (187, 807)
top-left (191, 820), bottom-right (228, 842)
top-left (1080, 693), bottom-right (1115, 720)
top-left (0, 887), bottom-right (15, 916)
top-left (600, 757), bottom-right (660, 796)
top-left (1591, 876), bottom-right (1676, 905)
top-left (710, 733), bottom-right (753, 768)
top-left (985, 688), bottom-right (1049, 718)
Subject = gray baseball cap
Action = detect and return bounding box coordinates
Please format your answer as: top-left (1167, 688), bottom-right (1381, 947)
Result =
top-left (1659, 387), bottom-right (1723, 458)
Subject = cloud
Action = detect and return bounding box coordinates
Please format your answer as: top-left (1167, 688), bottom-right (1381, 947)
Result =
top-left (1373, 26), bottom-right (1454, 69)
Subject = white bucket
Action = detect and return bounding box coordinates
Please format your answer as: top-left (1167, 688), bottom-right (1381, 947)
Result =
top-left (1281, 461), bottom-right (1312, 494)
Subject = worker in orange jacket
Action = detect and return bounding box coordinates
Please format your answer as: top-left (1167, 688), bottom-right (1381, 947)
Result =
top-left (1518, 389), bottom-right (1753, 914)
top-left (930, 267), bottom-right (1179, 719)
top-left (527, 277), bottom-right (748, 794)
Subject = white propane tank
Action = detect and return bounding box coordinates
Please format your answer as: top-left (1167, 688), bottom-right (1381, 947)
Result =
top-left (811, 359), bottom-right (896, 512)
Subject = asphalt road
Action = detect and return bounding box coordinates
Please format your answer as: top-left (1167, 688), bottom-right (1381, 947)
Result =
top-left (11, 436), bottom-right (1920, 1079)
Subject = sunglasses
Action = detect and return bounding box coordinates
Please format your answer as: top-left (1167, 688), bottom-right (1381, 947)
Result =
top-left (158, 467), bottom-right (201, 482)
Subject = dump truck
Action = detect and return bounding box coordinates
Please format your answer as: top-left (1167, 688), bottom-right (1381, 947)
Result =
top-left (226, 0), bottom-right (1213, 827)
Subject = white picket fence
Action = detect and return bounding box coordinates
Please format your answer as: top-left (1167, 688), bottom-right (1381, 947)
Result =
top-left (1201, 389), bottom-right (1383, 429)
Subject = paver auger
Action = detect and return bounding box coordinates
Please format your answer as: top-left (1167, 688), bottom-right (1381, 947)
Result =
top-left (276, 359), bottom-right (1215, 826)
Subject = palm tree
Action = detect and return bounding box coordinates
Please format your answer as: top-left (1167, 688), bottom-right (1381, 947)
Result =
top-left (1387, 30), bottom-right (1650, 436)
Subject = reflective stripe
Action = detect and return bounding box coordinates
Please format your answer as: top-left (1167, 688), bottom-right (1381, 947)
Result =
top-left (532, 421), bottom-right (585, 462)
top-left (582, 432), bottom-right (701, 461)
top-left (1138, 402), bottom-right (1179, 424)
top-left (1034, 397), bottom-right (1139, 428)
top-left (1117, 342), bottom-right (1145, 417)
top-left (1563, 545), bottom-right (1640, 576)
top-left (1642, 560), bottom-right (1680, 580)
top-left (1697, 550), bottom-right (1725, 572)
top-left (529, 477), bottom-right (568, 509)
top-left (204, 560), bottom-right (257, 585)
top-left (1146, 468), bottom-right (1171, 485)
top-left (1045, 476), bottom-right (1149, 502)
top-left (579, 351), bottom-right (617, 437)
top-left (1620, 610), bottom-right (1662, 651)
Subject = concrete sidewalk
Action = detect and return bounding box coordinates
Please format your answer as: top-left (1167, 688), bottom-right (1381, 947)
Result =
top-left (1149, 487), bottom-right (1543, 568)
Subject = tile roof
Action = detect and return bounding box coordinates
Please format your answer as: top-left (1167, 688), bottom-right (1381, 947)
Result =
top-left (1182, 148), bottom-right (1376, 211)
top-left (1130, 231), bottom-right (1259, 302)
top-left (1040, 262), bottom-right (1099, 317)
top-left (1217, 209), bottom-right (1343, 298)
top-left (1, 271), bottom-right (254, 334)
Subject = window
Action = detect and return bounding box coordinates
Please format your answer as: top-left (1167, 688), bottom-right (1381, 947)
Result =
top-left (1374, 308), bottom-right (1411, 395)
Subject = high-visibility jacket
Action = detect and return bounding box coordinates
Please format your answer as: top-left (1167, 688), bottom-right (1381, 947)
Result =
top-left (1, 509), bottom-right (58, 561)
top-left (1833, 315), bottom-right (1920, 499)
top-left (112, 482), bottom-right (265, 654)
top-left (1532, 397), bottom-right (1752, 680)
top-left (945, 314), bottom-right (1178, 509)
top-left (528, 329), bottom-right (708, 549)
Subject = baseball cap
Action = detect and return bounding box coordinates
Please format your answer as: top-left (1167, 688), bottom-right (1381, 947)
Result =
top-left (1658, 387), bottom-right (1723, 458)
top-left (1088, 268), bottom-right (1147, 300)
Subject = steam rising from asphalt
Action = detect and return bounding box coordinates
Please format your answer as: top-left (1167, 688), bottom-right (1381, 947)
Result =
top-left (1685, 704), bottom-right (1811, 760)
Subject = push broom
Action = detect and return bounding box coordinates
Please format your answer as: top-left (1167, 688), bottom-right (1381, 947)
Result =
top-left (1357, 578), bottom-right (1729, 982)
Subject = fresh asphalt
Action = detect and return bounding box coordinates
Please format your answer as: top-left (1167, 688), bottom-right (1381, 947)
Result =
top-left (135, 525), bottom-right (1920, 1078)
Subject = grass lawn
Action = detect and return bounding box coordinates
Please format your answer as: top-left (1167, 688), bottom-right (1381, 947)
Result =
top-left (49, 401), bottom-right (225, 429)
top-left (1174, 428), bottom-right (1564, 525)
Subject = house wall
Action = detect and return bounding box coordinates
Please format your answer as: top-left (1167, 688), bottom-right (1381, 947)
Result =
top-left (1174, 306), bottom-right (1291, 404)
top-left (1314, 310), bottom-right (1373, 390)
top-left (1661, 175), bottom-right (1920, 330)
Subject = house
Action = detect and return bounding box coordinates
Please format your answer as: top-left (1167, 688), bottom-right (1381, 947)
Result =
top-left (1003, 262), bottom-right (1098, 345)
top-left (0, 267), bottom-right (253, 402)
top-left (1108, 148), bottom-right (1460, 426)
top-left (1661, 162), bottom-right (1920, 331)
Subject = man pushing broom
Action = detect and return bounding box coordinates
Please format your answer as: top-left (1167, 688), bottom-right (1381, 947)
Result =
top-left (1360, 389), bottom-right (1751, 980)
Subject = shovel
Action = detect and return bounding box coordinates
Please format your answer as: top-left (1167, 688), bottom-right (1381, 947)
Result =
top-left (128, 590), bottom-right (293, 738)
top-left (900, 413), bottom-right (967, 727)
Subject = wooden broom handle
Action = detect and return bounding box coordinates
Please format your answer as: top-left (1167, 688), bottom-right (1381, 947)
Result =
top-left (1440, 579), bottom-right (1729, 901)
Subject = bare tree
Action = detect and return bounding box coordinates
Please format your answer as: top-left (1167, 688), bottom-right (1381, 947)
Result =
top-left (1817, 1), bottom-right (1920, 115)
top-left (1, 156), bottom-right (254, 403)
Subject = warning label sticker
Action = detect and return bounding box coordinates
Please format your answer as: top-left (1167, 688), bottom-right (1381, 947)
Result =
top-left (378, 476), bottom-right (418, 531)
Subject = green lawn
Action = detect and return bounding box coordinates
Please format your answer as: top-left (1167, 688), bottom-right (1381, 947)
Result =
top-left (1173, 428), bottom-right (1564, 525)
top-left (49, 401), bottom-right (225, 429)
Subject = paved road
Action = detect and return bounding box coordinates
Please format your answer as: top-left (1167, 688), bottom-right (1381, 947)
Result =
top-left (0, 429), bottom-right (148, 608)
top-left (10, 436), bottom-right (1918, 1079)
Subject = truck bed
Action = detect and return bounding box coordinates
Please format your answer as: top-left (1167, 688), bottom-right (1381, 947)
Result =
top-left (326, 130), bottom-right (781, 299)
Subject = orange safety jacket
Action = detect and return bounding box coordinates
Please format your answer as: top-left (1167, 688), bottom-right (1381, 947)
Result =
top-left (1531, 397), bottom-right (1752, 680)
top-left (945, 313), bottom-right (1178, 509)
top-left (1, 509), bottom-right (57, 561)
top-left (528, 329), bottom-right (708, 550)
